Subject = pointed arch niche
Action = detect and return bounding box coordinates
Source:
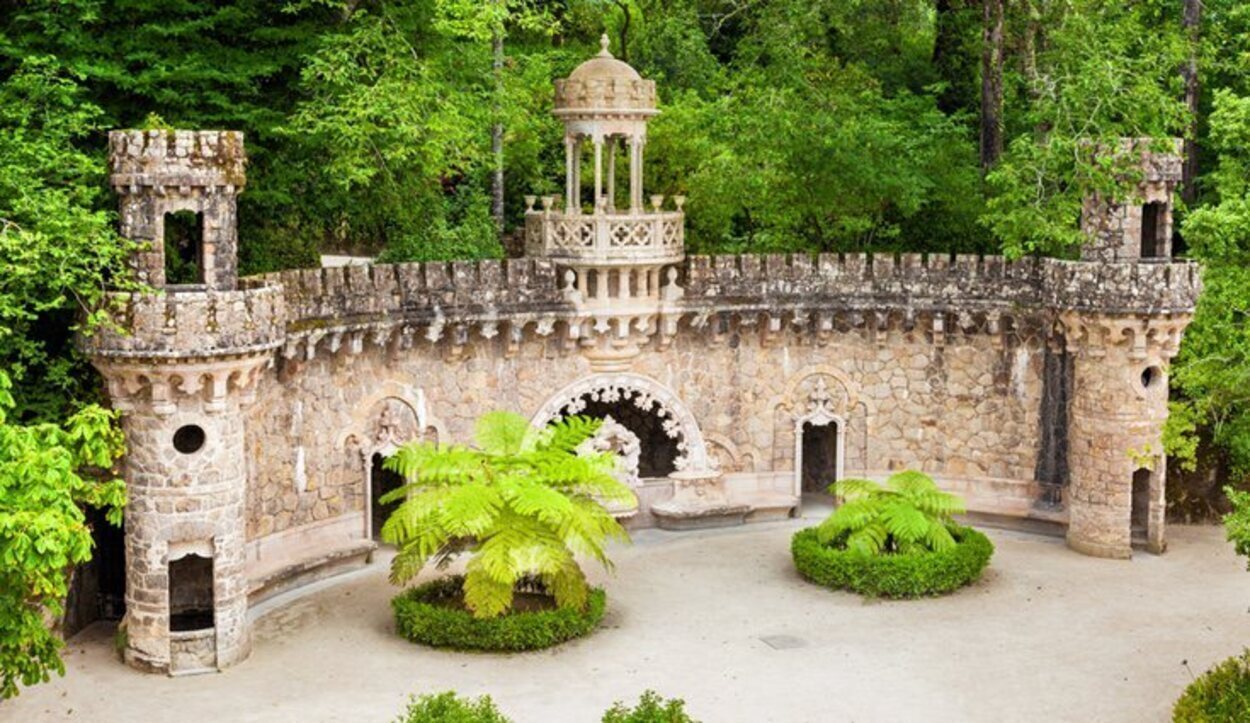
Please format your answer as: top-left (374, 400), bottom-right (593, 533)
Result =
top-left (774, 368), bottom-right (870, 500)
top-left (341, 385), bottom-right (447, 540)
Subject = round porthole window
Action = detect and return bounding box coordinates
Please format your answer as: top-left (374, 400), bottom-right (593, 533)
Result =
top-left (173, 425), bottom-right (206, 454)
top-left (1141, 366), bottom-right (1162, 390)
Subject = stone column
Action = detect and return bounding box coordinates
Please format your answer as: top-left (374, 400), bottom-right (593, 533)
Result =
top-left (593, 137), bottom-right (604, 210)
top-left (1062, 312), bottom-right (1183, 558)
top-left (565, 137), bottom-right (577, 212)
top-left (606, 137), bottom-right (616, 212)
top-left (628, 136), bottom-right (643, 212)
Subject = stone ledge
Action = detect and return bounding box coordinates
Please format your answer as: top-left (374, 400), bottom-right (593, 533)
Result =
top-left (247, 539), bottom-right (376, 606)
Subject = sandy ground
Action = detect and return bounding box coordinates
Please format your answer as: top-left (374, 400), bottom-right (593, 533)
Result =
top-left (5, 513), bottom-right (1249, 723)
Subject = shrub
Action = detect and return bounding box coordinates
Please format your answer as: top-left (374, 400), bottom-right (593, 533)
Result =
top-left (816, 470), bottom-right (967, 554)
top-left (383, 411), bottom-right (632, 619)
top-left (602, 691), bottom-right (700, 723)
top-left (1174, 650), bottom-right (1250, 722)
top-left (393, 576), bottom-right (606, 652)
top-left (394, 691), bottom-right (512, 723)
top-left (791, 525), bottom-right (993, 598)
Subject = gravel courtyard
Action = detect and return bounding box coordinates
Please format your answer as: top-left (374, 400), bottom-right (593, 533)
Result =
top-left (7, 515), bottom-right (1249, 723)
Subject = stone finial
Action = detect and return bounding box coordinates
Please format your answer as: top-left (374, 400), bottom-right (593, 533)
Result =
top-left (599, 33), bottom-right (611, 57)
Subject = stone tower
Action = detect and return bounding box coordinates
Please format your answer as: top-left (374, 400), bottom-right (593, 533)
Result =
top-left (1064, 138), bottom-right (1190, 558)
top-left (1080, 138), bottom-right (1183, 263)
top-left (86, 131), bottom-right (284, 674)
top-left (111, 129), bottom-right (246, 289)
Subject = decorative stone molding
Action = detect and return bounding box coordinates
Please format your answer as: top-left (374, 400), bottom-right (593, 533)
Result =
top-left (529, 372), bottom-right (714, 473)
top-left (93, 354), bottom-right (271, 415)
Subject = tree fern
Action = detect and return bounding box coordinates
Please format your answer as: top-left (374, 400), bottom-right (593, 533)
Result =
top-left (380, 411), bottom-right (632, 618)
top-left (816, 470), bottom-right (966, 555)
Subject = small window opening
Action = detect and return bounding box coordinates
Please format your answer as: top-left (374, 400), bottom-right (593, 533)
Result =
top-left (1140, 202), bottom-right (1166, 259)
top-left (173, 425), bottom-right (206, 454)
top-left (164, 210), bottom-right (204, 285)
top-left (1141, 366), bottom-right (1162, 390)
top-left (169, 553), bottom-right (214, 632)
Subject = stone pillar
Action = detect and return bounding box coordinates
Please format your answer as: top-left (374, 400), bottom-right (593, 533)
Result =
top-left (593, 136), bottom-right (604, 209)
top-left (565, 137), bottom-right (576, 211)
top-left (1062, 312), bottom-right (1185, 558)
top-left (606, 138), bottom-right (616, 211)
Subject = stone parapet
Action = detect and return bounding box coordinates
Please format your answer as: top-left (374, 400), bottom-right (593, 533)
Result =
top-left (84, 284), bottom-right (285, 359)
top-left (684, 253), bottom-right (1200, 315)
top-left (251, 257), bottom-right (567, 327)
top-left (109, 130), bottom-right (247, 191)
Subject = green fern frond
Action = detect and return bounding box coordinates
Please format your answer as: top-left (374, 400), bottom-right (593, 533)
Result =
top-left (815, 469), bottom-right (973, 557)
top-left (475, 411), bottom-right (531, 456)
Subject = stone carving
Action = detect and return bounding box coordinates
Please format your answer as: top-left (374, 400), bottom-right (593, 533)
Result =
top-left (577, 415), bottom-right (642, 487)
top-left (531, 373), bottom-right (714, 473)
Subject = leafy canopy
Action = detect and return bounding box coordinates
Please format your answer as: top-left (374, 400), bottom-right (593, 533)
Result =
top-left (0, 371), bottom-right (127, 699)
top-left (815, 470), bottom-right (966, 556)
top-left (382, 410), bottom-right (632, 618)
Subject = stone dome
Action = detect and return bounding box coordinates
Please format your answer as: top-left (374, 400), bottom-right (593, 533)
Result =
top-left (554, 34), bottom-right (657, 117)
top-left (568, 35), bottom-right (642, 83)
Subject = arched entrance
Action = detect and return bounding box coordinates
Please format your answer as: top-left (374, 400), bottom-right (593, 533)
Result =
top-left (529, 373), bottom-right (714, 474)
top-left (370, 453), bottom-right (405, 540)
top-left (800, 420), bottom-right (840, 495)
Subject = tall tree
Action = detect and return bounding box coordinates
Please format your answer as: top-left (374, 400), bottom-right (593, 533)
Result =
top-left (980, 0), bottom-right (1005, 172)
top-left (1181, 0), bottom-right (1202, 204)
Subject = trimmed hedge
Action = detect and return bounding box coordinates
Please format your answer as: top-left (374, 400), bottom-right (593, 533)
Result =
top-left (392, 576), bottom-right (606, 652)
top-left (1174, 650), bottom-right (1250, 722)
top-left (791, 524), bottom-right (993, 598)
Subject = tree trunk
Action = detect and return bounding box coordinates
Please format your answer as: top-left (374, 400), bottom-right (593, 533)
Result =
top-left (980, 0), bottom-right (1005, 173)
top-left (1181, 0), bottom-right (1201, 205)
top-left (933, 0), bottom-right (975, 115)
top-left (491, 27), bottom-right (505, 236)
top-left (613, 0), bottom-right (631, 63)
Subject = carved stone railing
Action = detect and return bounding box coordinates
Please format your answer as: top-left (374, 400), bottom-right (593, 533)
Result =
top-left (524, 210), bottom-right (685, 267)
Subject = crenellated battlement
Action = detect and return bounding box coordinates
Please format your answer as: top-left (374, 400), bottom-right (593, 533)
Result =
top-left (83, 283), bottom-right (285, 359)
top-left (109, 130), bottom-right (247, 192)
top-left (249, 257), bottom-right (568, 325)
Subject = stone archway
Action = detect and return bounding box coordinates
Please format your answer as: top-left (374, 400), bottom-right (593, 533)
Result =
top-left (529, 373), bottom-right (714, 473)
top-left (341, 393), bottom-right (438, 541)
top-left (774, 368), bottom-right (865, 500)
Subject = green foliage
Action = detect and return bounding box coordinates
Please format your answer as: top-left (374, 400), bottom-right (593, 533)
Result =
top-left (382, 410), bottom-right (631, 618)
top-left (815, 471), bottom-right (966, 556)
top-left (791, 524), bottom-right (994, 598)
top-left (1169, 90), bottom-right (1250, 477)
top-left (1222, 486), bottom-right (1250, 566)
top-left (0, 56), bottom-right (137, 419)
top-left (601, 690), bottom-right (699, 723)
top-left (983, 1), bottom-right (1189, 257)
top-left (394, 690), bottom-right (512, 723)
top-left (1174, 650), bottom-right (1250, 722)
top-left (392, 576), bottom-right (606, 652)
top-left (0, 371), bottom-right (127, 699)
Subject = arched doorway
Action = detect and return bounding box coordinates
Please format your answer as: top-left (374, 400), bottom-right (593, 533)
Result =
top-left (570, 397), bottom-right (678, 478)
top-left (529, 373), bottom-right (713, 473)
top-left (800, 420), bottom-right (840, 495)
top-left (1131, 467), bottom-right (1152, 547)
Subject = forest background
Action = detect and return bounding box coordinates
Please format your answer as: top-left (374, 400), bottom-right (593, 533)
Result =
top-left (2, 0), bottom-right (1249, 515)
